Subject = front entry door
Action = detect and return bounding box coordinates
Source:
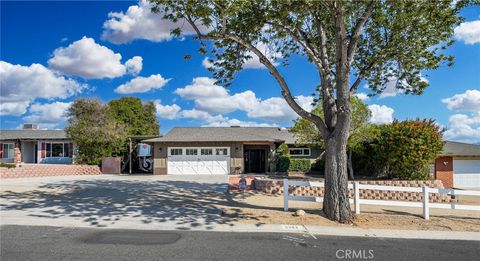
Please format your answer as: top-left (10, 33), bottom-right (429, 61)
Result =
top-left (244, 149), bottom-right (266, 173)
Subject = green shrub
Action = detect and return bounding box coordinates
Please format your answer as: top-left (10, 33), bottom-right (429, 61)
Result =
top-left (276, 156), bottom-right (290, 172)
top-left (0, 163), bottom-right (16, 168)
top-left (310, 158), bottom-right (325, 173)
top-left (369, 119), bottom-right (443, 180)
top-left (289, 158), bottom-right (311, 172)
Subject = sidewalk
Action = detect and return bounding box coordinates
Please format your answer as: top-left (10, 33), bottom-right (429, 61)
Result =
top-left (1, 214), bottom-right (479, 241)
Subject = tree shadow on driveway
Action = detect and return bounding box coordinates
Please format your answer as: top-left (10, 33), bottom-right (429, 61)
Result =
top-left (0, 179), bottom-right (269, 229)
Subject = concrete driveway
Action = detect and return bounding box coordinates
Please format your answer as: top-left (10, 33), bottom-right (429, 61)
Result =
top-left (0, 174), bottom-right (238, 230)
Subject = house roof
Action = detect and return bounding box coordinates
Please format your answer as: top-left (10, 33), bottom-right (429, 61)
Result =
top-left (0, 130), bottom-right (69, 141)
top-left (142, 127), bottom-right (298, 143)
top-left (441, 141), bottom-right (480, 157)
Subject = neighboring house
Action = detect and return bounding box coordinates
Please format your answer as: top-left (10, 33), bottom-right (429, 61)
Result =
top-left (435, 141), bottom-right (480, 189)
top-left (0, 124), bottom-right (74, 164)
top-left (143, 126), bottom-right (321, 175)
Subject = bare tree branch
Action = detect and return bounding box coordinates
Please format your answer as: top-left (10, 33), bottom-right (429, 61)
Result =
top-left (347, 1), bottom-right (374, 66)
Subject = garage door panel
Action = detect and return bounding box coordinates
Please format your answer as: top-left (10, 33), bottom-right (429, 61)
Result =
top-left (167, 147), bottom-right (230, 175)
top-left (453, 160), bottom-right (480, 189)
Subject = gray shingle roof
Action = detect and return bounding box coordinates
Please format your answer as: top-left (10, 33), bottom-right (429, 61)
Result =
top-left (441, 141), bottom-right (480, 156)
top-left (143, 127), bottom-right (298, 143)
top-left (0, 130), bottom-right (69, 140)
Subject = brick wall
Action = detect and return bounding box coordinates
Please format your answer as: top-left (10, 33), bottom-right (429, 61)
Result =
top-left (0, 164), bottom-right (102, 179)
top-left (435, 156), bottom-right (454, 188)
top-left (253, 178), bottom-right (456, 203)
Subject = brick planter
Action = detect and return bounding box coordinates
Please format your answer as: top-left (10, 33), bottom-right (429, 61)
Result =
top-left (254, 178), bottom-right (456, 203)
top-left (0, 164), bottom-right (102, 179)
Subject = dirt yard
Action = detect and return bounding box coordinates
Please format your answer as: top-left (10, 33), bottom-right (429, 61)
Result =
top-left (221, 192), bottom-right (480, 232)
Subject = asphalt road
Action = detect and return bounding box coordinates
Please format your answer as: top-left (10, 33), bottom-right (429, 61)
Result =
top-left (1, 225), bottom-right (479, 261)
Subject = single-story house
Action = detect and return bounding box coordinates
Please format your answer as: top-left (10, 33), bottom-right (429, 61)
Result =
top-left (0, 124), bottom-right (74, 164)
top-left (143, 126), bottom-right (321, 175)
top-left (435, 141), bottom-right (480, 189)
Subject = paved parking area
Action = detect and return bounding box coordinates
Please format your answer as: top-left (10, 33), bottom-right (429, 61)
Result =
top-left (0, 174), bottom-right (232, 230)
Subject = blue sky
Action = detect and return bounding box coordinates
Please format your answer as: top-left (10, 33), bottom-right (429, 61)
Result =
top-left (1, 1), bottom-right (479, 143)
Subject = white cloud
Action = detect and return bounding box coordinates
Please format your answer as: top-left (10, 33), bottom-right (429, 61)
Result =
top-left (115, 74), bottom-right (170, 94)
top-left (125, 56), bottom-right (143, 75)
top-left (247, 96), bottom-right (314, 122)
top-left (441, 89), bottom-right (480, 111)
top-left (443, 112), bottom-right (480, 144)
top-left (454, 20), bottom-right (480, 45)
top-left (22, 101), bottom-right (72, 129)
top-left (48, 37), bottom-right (141, 79)
top-left (368, 104), bottom-right (394, 124)
top-left (154, 100), bottom-right (181, 120)
top-left (365, 75), bottom-right (428, 98)
top-left (102, 0), bottom-right (201, 44)
top-left (180, 109), bottom-right (226, 123)
top-left (175, 77), bottom-right (312, 122)
top-left (202, 43), bottom-right (281, 70)
top-left (355, 92), bottom-right (369, 101)
top-left (203, 118), bottom-right (278, 127)
top-left (0, 101), bottom-right (31, 116)
top-left (0, 61), bottom-right (86, 116)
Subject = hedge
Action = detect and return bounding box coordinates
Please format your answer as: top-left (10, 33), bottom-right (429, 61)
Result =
top-left (276, 156), bottom-right (311, 172)
top-left (289, 158), bottom-right (311, 172)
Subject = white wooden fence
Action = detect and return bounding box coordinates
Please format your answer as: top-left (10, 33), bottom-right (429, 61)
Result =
top-left (283, 179), bottom-right (480, 219)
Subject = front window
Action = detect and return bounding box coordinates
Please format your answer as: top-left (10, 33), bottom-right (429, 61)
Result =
top-left (289, 148), bottom-right (311, 156)
top-left (45, 142), bottom-right (69, 157)
top-left (1, 143), bottom-right (14, 159)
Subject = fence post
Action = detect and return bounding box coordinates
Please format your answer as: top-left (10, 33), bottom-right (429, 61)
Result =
top-left (354, 182), bottom-right (360, 214)
top-left (283, 179), bottom-right (289, 211)
top-left (423, 186), bottom-right (430, 220)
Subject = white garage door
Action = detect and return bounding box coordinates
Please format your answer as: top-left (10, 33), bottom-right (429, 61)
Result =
top-left (453, 160), bottom-right (480, 189)
top-left (167, 147), bottom-right (230, 175)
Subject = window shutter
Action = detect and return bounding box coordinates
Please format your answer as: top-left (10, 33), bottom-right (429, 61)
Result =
top-left (0, 143), bottom-right (3, 158)
top-left (41, 143), bottom-right (46, 159)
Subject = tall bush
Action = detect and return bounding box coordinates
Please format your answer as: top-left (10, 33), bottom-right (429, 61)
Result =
top-left (370, 119), bottom-right (443, 180)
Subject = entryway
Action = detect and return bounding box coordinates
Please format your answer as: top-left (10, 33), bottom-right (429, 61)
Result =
top-left (244, 149), bottom-right (266, 173)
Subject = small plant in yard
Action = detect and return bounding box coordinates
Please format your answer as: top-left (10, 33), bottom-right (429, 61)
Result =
top-left (0, 163), bottom-right (16, 168)
top-left (276, 156), bottom-right (290, 172)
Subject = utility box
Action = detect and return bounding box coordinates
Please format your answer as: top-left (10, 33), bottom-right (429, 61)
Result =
top-left (101, 157), bottom-right (121, 174)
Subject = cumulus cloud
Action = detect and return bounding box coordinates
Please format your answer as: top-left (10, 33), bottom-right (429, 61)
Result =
top-left (180, 109), bottom-right (226, 123)
top-left (443, 112), bottom-right (480, 144)
top-left (454, 20), bottom-right (480, 45)
top-left (442, 89), bottom-right (480, 111)
top-left (442, 90), bottom-right (480, 143)
top-left (22, 101), bottom-right (72, 129)
top-left (203, 118), bottom-right (278, 127)
top-left (48, 37), bottom-right (141, 79)
top-left (368, 104), bottom-right (394, 124)
top-left (0, 61), bottom-right (86, 116)
top-left (202, 43), bottom-right (281, 70)
top-left (125, 56), bottom-right (143, 75)
top-left (355, 92), bottom-right (369, 101)
top-left (175, 77), bottom-right (313, 122)
top-left (102, 0), bottom-right (202, 44)
top-left (115, 74), bottom-right (170, 94)
top-left (154, 100), bottom-right (181, 120)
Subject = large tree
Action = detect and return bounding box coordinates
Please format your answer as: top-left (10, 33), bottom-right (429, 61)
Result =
top-left (291, 96), bottom-right (373, 179)
top-left (152, 0), bottom-right (468, 222)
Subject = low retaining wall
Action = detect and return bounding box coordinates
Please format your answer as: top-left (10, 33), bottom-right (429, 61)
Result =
top-left (0, 164), bottom-right (102, 179)
top-left (254, 178), bottom-right (456, 203)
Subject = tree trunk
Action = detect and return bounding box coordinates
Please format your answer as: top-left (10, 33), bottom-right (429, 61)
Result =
top-left (322, 133), bottom-right (354, 223)
top-left (348, 149), bottom-right (354, 180)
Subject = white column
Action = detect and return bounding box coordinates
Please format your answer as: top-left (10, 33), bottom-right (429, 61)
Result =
top-left (423, 186), bottom-right (430, 220)
top-left (354, 182), bottom-right (360, 215)
top-left (283, 179), bottom-right (289, 211)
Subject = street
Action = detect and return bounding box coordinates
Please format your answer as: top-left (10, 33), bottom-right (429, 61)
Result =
top-left (1, 225), bottom-right (479, 261)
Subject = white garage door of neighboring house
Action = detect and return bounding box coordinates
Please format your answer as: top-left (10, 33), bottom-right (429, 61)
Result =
top-left (453, 160), bottom-right (480, 189)
top-left (167, 147), bottom-right (230, 175)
